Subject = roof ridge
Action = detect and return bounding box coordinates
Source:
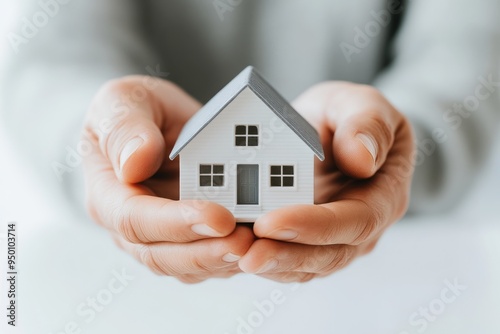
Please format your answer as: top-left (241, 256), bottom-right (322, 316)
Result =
top-left (169, 66), bottom-right (324, 161)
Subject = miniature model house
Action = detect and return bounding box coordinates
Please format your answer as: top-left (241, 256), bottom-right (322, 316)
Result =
top-left (170, 66), bottom-right (324, 222)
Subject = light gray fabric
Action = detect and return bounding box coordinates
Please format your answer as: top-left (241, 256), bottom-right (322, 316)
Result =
top-left (1, 0), bottom-right (499, 214)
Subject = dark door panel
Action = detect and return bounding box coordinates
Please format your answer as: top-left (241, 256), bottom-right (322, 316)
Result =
top-left (237, 165), bottom-right (259, 205)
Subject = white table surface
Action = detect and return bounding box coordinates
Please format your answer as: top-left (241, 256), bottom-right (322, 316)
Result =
top-left (1, 128), bottom-right (499, 334)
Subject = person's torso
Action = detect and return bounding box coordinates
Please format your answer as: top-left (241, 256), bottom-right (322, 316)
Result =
top-left (143, 0), bottom-right (402, 101)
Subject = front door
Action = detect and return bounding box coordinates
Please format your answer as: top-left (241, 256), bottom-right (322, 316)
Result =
top-left (237, 165), bottom-right (259, 205)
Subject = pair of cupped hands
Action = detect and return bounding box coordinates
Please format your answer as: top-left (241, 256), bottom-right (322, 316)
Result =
top-left (83, 76), bottom-right (414, 283)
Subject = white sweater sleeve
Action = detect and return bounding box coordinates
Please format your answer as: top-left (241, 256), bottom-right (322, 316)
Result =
top-left (374, 0), bottom-right (500, 213)
top-left (0, 0), bottom-right (157, 211)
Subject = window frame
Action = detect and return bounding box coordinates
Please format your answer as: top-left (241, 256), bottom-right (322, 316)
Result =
top-left (269, 164), bottom-right (296, 189)
top-left (199, 164), bottom-right (225, 187)
top-left (234, 124), bottom-right (260, 147)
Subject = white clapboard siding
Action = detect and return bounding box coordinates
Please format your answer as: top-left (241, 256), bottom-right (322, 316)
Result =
top-left (179, 87), bottom-right (315, 221)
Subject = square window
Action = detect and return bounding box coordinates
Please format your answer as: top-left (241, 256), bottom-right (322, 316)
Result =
top-left (270, 166), bottom-right (281, 175)
top-left (235, 125), bottom-right (259, 146)
top-left (270, 165), bottom-right (295, 187)
top-left (235, 125), bottom-right (246, 135)
top-left (200, 164), bottom-right (225, 187)
top-left (200, 175), bottom-right (211, 186)
top-left (213, 165), bottom-right (224, 174)
top-left (235, 136), bottom-right (246, 146)
top-left (248, 126), bottom-right (258, 135)
top-left (283, 166), bottom-right (294, 175)
top-left (271, 176), bottom-right (282, 187)
top-left (283, 177), bottom-right (294, 187)
top-left (200, 165), bottom-right (211, 174)
top-left (248, 136), bottom-right (258, 146)
top-left (212, 175), bottom-right (224, 186)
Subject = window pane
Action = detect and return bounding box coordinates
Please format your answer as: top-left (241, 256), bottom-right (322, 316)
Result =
top-left (248, 126), bottom-right (258, 135)
top-left (248, 136), bottom-right (258, 146)
top-left (213, 165), bottom-right (224, 174)
top-left (283, 166), bottom-right (294, 175)
top-left (200, 175), bottom-right (211, 186)
top-left (235, 136), bottom-right (246, 146)
top-left (235, 125), bottom-right (246, 135)
top-left (200, 165), bottom-right (211, 174)
top-left (213, 175), bottom-right (224, 186)
top-left (271, 176), bottom-right (281, 187)
top-left (270, 166), bottom-right (281, 175)
top-left (283, 177), bottom-right (294, 187)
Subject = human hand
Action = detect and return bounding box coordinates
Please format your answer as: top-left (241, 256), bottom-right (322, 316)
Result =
top-left (239, 82), bottom-right (415, 282)
top-left (83, 76), bottom-right (254, 283)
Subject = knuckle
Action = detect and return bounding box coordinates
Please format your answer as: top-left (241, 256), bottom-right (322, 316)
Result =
top-left (299, 273), bottom-right (316, 283)
top-left (112, 199), bottom-right (142, 244)
top-left (316, 208), bottom-right (339, 245)
top-left (135, 244), bottom-right (165, 275)
top-left (353, 218), bottom-right (377, 245)
top-left (323, 246), bottom-right (354, 273)
top-left (154, 78), bottom-right (176, 92)
top-left (312, 81), bottom-right (352, 94)
top-left (176, 275), bottom-right (204, 284)
top-left (271, 272), bottom-right (316, 283)
top-left (360, 240), bottom-right (378, 256)
top-left (91, 80), bottom-right (130, 115)
top-left (97, 77), bottom-right (141, 97)
top-left (349, 85), bottom-right (386, 108)
top-left (317, 230), bottom-right (335, 247)
top-left (192, 257), bottom-right (213, 273)
top-left (266, 272), bottom-right (296, 283)
top-left (97, 80), bottom-right (121, 100)
top-left (368, 113), bottom-right (394, 147)
top-left (289, 251), bottom-right (307, 272)
top-left (357, 84), bottom-right (382, 98)
top-left (351, 200), bottom-right (384, 245)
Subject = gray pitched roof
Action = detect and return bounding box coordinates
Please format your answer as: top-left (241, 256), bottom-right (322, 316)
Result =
top-left (169, 66), bottom-right (325, 161)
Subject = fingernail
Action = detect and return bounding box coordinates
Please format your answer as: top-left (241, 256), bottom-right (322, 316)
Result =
top-left (269, 229), bottom-right (298, 240)
top-left (222, 253), bottom-right (241, 263)
top-left (191, 224), bottom-right (222, 237)
top-left (119, 137), bottom-right (144, 170)
top-left (257, 259), bottom-right (279, 273)
top-left (356, 133), bottom-right (378, 162)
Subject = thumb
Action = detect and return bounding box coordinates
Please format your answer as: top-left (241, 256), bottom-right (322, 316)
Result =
top-left (116, 124), bottom-right (165, 184)
top-left (291, 82), bottom-right (402, 179)
top-left (85, 76), bottom-right (199, 183)
top-left (326, 85), bottom-right (402, 179)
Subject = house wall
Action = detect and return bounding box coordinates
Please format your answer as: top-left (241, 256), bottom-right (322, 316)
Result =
top-left (179, 87), bottom-right (315, 222)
